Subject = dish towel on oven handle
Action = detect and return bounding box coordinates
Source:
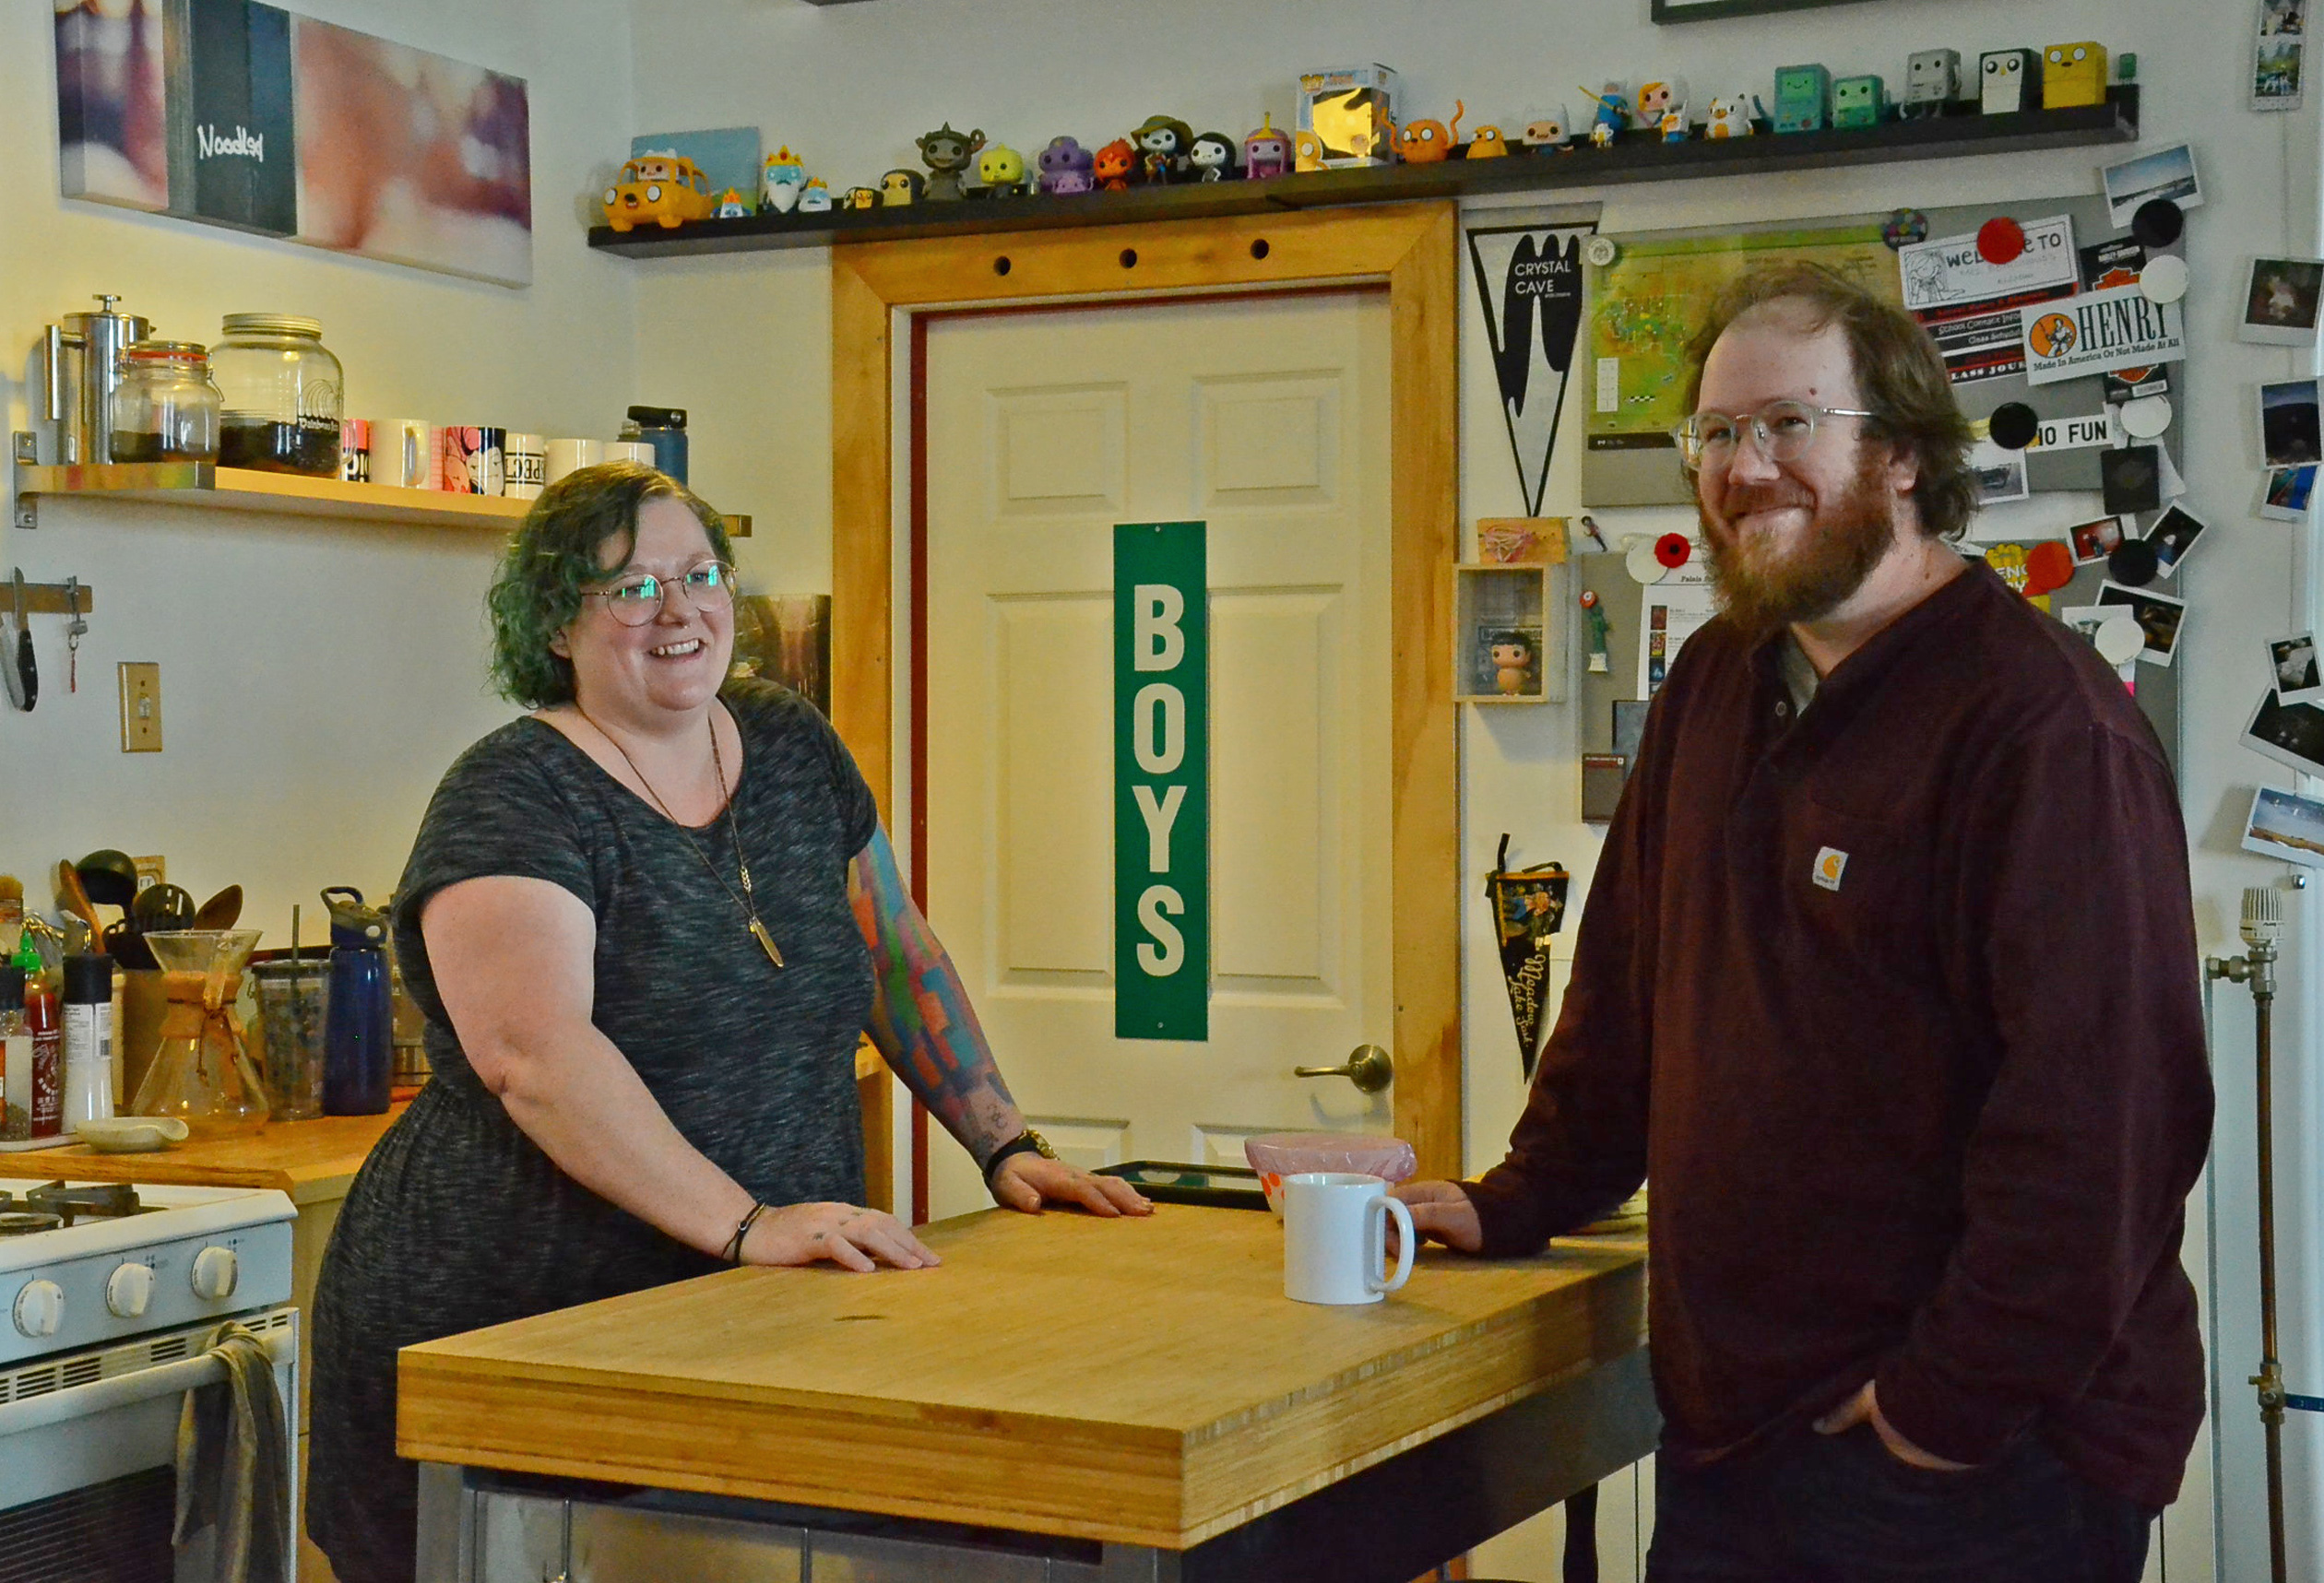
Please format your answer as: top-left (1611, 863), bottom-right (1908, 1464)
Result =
top-left (173, 1321), bottom-right (290, 1583)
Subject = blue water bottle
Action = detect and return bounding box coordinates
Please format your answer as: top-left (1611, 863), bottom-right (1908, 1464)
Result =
top-left (321, 886), bottom-right (392, 1115)
top-left (625, 405), bottom-right (688, 482)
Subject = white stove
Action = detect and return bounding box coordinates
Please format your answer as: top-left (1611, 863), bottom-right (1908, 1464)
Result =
top-left (0, 1181), bottom-right (298, 1580)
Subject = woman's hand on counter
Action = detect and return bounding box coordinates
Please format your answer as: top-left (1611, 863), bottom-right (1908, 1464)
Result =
top-left (1390, 1180), bottom-right (1483, 1255)
top-left (990, 1154), bottom-right (1155, 1218)
top-left (742, 1201), bottom-right (942, 1271)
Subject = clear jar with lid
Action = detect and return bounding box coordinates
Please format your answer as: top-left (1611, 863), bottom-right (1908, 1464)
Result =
top-left (212, 313), bottom-right (343, 477)
top-left (109, 341), bottom-right (221, 464)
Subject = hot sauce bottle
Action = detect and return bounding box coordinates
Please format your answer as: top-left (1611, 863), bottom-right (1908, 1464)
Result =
top-left (24, 980), bottom-right (61, 1139)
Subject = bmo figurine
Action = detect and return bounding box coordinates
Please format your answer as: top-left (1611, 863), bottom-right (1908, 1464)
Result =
top-left (1832, 74), bottom-right (1889, 128)
top-left (2042, 41), bottom-right (2108, 108)
top-left (1902, 49), bottom-right (1961, 118)
top-left (1980, 49), bottom-right (2042, 113)
top-left (1773, 64), bottom-right (1832, 133)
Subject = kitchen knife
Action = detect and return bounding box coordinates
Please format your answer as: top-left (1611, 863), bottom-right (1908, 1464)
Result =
top-left (6, 571), bottom-right (30, 712)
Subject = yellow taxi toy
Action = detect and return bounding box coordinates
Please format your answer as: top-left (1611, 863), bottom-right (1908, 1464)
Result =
top-left (603, 151), bottom-right (715, 231)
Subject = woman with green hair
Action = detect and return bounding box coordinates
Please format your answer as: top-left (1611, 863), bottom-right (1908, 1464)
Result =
top-left (305, 462), bottom-right (1150, 1583)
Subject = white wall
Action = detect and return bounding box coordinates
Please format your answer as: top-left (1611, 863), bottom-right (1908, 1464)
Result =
top-left (624, 3), bottom-right (2306, 1578)
top-left (0, 0), bottom-right (640, 946)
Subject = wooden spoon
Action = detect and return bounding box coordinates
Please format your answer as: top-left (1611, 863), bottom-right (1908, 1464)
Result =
top-left (192, 885), bottom-right (243, 930)
top-left (53, 859), bottom-right (102, 940)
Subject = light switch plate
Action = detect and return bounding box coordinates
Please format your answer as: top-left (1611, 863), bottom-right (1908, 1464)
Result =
top-left (118, 662), bottom-right (161, 752)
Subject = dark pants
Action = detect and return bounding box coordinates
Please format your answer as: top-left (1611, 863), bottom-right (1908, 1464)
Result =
top-left (1644, 1424), bottom-right (2155, 1583)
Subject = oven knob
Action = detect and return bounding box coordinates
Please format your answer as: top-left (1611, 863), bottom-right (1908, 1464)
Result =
top-left (190, 1246), bottom-right (239, 1302)
top-left (106, 1262), bottom-right (156, 1318)
top-left (12, 1279), bottom-right (64, 1338)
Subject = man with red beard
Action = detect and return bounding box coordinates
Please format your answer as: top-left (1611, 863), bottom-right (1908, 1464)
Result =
top-left (1396, 264), bottom-right (2210, 1582)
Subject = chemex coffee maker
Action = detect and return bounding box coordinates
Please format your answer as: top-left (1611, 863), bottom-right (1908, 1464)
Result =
top-left (42, 292), bottom-right (150, 466)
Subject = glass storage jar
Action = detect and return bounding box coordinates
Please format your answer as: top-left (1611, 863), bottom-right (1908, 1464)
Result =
top-left (211, 313), bottom-right (343, 477)
top-left (108, 341), bottom-right (221, 463)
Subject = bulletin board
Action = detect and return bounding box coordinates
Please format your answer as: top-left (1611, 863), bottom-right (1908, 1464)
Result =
top-left (1569, 549), bottom-right (2180, 781)
top-left (1581, 193), bottom-right (2186, 509)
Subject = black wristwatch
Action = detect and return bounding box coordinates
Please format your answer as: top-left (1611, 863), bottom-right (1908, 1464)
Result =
top-left (982, 1127), bottom-right (1058, 1191)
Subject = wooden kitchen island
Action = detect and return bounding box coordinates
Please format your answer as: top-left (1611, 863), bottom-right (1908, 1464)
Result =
top-left (397, 1203), bottom-right (1654, 1582)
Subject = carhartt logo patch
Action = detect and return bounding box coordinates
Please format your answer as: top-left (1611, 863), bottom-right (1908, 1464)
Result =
top-left (1812, 847), bottom-right (1849, 892)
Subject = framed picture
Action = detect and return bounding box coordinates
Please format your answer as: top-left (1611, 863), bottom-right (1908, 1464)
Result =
top-left (1651, 0), bottom-right (1882, 20)
top-left (2241, 257), bottom-right (2324, 346)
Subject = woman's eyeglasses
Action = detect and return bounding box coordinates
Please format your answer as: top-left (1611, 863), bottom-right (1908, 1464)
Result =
top-left (584, 561), bottom-right (738, 626)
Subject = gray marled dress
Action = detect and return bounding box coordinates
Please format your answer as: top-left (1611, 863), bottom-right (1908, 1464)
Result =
top-left (306, 680), bottom-right (878, 1583)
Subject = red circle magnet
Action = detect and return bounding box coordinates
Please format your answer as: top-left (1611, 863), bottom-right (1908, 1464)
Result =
top-left (1654, 533), bottom-right (1692, 569)
top-left (1976, 217), bottom-right (2026, 266)
top-left (2022, 540), bottom-right (2074, 598)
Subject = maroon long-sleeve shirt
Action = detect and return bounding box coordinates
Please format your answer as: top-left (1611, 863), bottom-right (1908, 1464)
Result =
top-left (1465, 561), bottom-right (2211, 1510)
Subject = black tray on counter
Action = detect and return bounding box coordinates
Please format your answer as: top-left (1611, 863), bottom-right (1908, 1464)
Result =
top-left (1097, 1161), bottom-right (1271, 1211)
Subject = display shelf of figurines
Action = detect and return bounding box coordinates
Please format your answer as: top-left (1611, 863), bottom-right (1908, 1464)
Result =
top-left (589, 89), bottom-right (2137, 259)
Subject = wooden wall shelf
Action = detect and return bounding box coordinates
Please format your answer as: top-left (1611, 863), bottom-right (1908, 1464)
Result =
top-left (590, 89), bottom-right (2138, 259)
top-left (15, 463), bottom-right (530, 531)
top-left (13, 464), bottom-right (753, 537)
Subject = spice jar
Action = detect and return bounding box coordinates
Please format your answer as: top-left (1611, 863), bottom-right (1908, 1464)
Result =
top-left (109, 341), bottom-right (222, 463)
top-left (212, 313), bottom-right (343, 477)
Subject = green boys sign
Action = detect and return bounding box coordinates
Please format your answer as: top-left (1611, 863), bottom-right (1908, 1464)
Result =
top-left (1114, 522), bottom-right (1209, 1041)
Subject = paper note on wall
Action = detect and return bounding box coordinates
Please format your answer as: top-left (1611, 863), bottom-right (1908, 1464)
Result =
top-left (1639, 566), bottom-right (1717, 699)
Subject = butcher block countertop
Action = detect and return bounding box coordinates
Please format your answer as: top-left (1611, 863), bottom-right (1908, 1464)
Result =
top-left (0, 1104), bottom-right (409, 1205)
top-left (398, 1204), bottom-right (1647, 1551)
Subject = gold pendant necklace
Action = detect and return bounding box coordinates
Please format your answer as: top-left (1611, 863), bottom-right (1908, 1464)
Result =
top-left (578, 705), bottom-right (785, 969)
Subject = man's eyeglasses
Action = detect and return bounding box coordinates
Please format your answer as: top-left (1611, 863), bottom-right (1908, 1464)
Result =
top-left (583, 560), bottom-right (738, 626)
top-left (1672, 399), bottom-right (1876, 473)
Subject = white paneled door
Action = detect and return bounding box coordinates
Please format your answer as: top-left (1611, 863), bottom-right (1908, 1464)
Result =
top-left (922, 292), bottom-right (1395, 1221)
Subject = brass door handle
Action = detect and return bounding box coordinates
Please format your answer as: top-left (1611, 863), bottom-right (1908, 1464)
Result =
top-left (1293, 1044), bottom-right (1393, 1094)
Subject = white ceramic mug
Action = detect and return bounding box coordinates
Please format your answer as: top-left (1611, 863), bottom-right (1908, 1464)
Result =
top-left (385, 419), bottom-right (436, 489)
top-left (1283, 1172), bottom-right (1415, 1305)
top-left (544, 437), bottom-right (604, 484)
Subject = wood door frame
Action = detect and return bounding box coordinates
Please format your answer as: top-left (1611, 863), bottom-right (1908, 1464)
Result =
top-left (832, 203), bottom-right (1463, 1205)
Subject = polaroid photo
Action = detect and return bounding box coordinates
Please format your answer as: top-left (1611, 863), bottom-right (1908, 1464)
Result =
top-left (2144, 503), bottom-right (2211, 579)
top-left (2102, 143), bottom-right (2205, 228)
top-left (2262, 464), bottom-right (2319, 521)
top-left (2244, 687), bottom-right (2324, 775)
top-left (1969, 438), bottom-right (2029, 505)
top-left (2059, 603), bottom-right (2143, 681)
top-left (2098, 581), bottom-right (2188, 666)
top-left (2242, 785), bottom-right (2324, 867)
top-left (2100, 444), bottom-right (2164, 514)
top-left (2260, 377), bottom-right (2324, 467)
top-left (2242, 257), bottom-right (2324, 345)
top-left (2271, 631), bottom-right (2324, 703)
top-left (2257, 0), bottom-right (2307, 111)
top-left (2069, 515), bottom-right (2127, 565)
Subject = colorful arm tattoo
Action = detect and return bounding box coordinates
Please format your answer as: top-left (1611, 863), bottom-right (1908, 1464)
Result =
top-left (849, 826), bottom-right (1025, 1164)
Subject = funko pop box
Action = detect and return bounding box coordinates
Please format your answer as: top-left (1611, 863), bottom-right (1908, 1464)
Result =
top-left (1298, 64), bottom-right (1401, 168)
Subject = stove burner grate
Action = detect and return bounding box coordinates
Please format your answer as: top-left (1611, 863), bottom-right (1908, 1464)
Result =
top-left (0, 1181), bottom-right (148, 1227)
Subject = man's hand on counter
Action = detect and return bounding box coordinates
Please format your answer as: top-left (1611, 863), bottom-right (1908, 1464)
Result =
top-left (991, 1154), bottom-right (1156, 1218)
top-left (1390, 1180), bottom-right (1483, 1255)
top-left (744, 1202), bottom-right (943, 1271)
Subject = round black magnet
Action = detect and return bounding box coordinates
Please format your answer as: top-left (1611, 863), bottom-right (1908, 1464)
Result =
top-left (2131, 198), bottom-right (2184, 248)
top-left (1987, 402), bottom-right (2039, 450)
top-left (2107, 538), bottom-right (2161, 587)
